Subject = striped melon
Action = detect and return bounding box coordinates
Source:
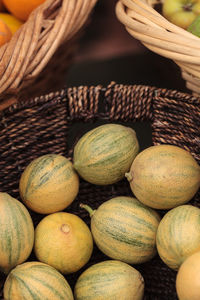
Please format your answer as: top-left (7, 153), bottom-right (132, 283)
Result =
top-left (73, 124), bottom-right (139, 185)
top-left (3, 261), bottom-right (74, 300)
top-left (156, 205), bottom-right (200, 271)
top-left (19, 154), bottom-right (79, 214)
top-left (74, 260), bottom-right (144, 300)
top-left (126, 144), bottom-right (200, 209)
top-left (0, 192), bottom-right (34, 274)
top-left (34, 212), bottom-right (93, 274)
top-left (81, 196), bottom-right (160, 264)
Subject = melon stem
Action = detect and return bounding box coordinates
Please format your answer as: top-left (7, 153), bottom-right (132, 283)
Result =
top-left (125, 171), bottom-right (133, 182)
top-left (80, 203), bottom-right (95, 217)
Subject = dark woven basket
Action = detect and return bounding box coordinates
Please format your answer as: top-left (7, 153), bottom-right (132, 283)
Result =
top-left (0, 81), bottom-right (199, 299)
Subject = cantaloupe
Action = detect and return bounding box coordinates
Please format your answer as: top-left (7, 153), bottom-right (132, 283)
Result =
top-left (19, 154), bottom-right (79, 214)
top-left (74, 260), bottom-right (144, 300)
top-left (81, 196), bottom-right (160, 264)
top-left (34, 212), bottom-right (93, 274)
top-left (126, 144), bottom-right (200, 209)
top-left (73, 123), bottom-right (139, 185)
top-left (156, 205), bottom-right (200, 270)
top-left (3, 261), bottom-right (74, 300)
top-left (0, 192), bottom-right (34, 274)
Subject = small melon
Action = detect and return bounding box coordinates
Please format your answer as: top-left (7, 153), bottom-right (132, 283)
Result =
top-left (74, 260), bottom-right (144, 300)
top-left (126, 144), bottom-right (200, 209)
top-left (0, 192), bottom-right (34, 274)
top-left (156, 205), bottom-right (200, 270)
top-left (73, 123), bottom-right (139, 185)
top-left (81, 196), bottom-right (160, 264)
top-left (176, 251), bottom-right (200, 300)
top-left (34, 212), bottom-right (93, 274)
top-left (3, 261), bottom-right (74, 300)
top-left (19, 154), bottom-right (79, 214)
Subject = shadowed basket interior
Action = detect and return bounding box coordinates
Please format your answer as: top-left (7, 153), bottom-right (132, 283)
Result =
top-left (116, 0), bottom-right (200, 96)
top-left (0, 82), bottom-right (199, 299)
top-left (0, 0), bottom-right (97, 102)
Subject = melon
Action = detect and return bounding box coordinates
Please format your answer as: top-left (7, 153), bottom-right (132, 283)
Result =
top-left (156, 205), bottom-right (200, 270)
top-left (126, 144), bottom-right (200, 209)
top-left (73, 123), bottom-right (139, 185)
top-left (0, 192), bottom-right (34, 274)
top-left (74, 260), bottom-right (144, 300)
top-left (19, 154), bottom-right (79, 214)
top-left (81, 196), bottom-right (160, 264)
top-left (3, 261), bottom-right (74, 300)
top-left (34, 212), bottom-right (93, 274)
top-left (176, 251), bottom-right (200, 300)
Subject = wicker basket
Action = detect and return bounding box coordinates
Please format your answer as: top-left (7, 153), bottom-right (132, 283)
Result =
top-left (0, 81), bottom-right (199, 299)
top-left (0, 0), bottom-right (97, 103)
top-left (115, 0), bottom-right (200, 96)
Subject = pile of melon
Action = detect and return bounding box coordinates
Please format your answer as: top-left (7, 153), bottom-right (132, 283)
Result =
top-left (1, 123), bottom-right (200, 300)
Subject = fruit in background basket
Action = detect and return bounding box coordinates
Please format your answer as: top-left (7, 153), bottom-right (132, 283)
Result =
top-left (162, 0), bottom-right (200, 29)
top-left (19, 154), bottom-right (79, 214)
top-left (176, 251), bottom-right (200, 300)
top-left (74, 260), bottom-right (144, 300)
top-left (3, 261), bottom-right (74, 300)
top-left (187, 14), bottom-right (200, 36)
top-left (0, 17), bottom-right (11, 46)
top-left (0, 192), bottom-right (34, 274)
top-left (73, 124), bottom-right (139, 185)
top-left (156, 205), bottom-right (200, 271)
top-left (125, 144), bottom-right (200, 210)
top-left (0, 13), bottom-right (23, 34)
top-left (2, 0), bottom-right (46, 21)
top-left (34, 212), bottom-right (93, 274)
top-left (81, 196), bottom-right (160, 264)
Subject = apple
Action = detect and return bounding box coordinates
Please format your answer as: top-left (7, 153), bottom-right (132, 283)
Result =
top-left (162, 0), bottom-right (200, 29)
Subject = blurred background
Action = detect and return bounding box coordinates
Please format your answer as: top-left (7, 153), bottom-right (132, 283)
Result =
top-left (66, 0), bottom-right (189, 93)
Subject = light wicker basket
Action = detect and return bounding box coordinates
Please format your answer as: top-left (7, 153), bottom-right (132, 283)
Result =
top-left (0, 0), bottom-right (97, 103)
top-left (115, 0), bottom-right (200, 96)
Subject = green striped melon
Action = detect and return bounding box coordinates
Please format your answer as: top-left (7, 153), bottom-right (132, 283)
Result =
top-left (73, 124), bottom-right (139, 185)
top-left (0, 192), bottom-right (34, 274)
top-left (126, 144), bottom-right (200, 209)
top-left (3, 261), bottom-right (74, 300)
top-left (74, 260), bottom-right (144, 300)
top-left (156, 205), bottom-right (200, 270)
top-left (81, 196), bottom-right (160, 264)
top-left (19, 154), bottom-right (79, 214)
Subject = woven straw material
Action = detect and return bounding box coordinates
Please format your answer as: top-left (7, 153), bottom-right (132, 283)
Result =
top-left (0, 0), bottom-right (97, 101)
top-left (0, 82), bottom-right (199, 299)
top-left (116, 0), bottom-right (200, 96)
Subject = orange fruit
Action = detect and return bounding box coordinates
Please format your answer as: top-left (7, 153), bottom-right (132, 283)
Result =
top-left (0, 17), bottom-right (12, 47)
top-left (0, 13), bottom-right (23, 34)
top-left (2, 0), bottom-right (46, 21)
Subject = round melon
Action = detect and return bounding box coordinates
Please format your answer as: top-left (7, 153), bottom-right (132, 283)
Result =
top-left (3, 261), bottom-right (74, 300)
top-left (0, 192), bottom-right (34, 274)
top-left (176, 251), bottom-right (200, 300)
top-left (34, 212), bottom-right (93, 274)
top-left (73, 123), bottom-right (139, 185)
top-left (156, 205), bottom-right (200, 271)
top-left (81, 196), bottom-right (160, 264)
top-left (19, 154), bottom-right (79, 214)
top-left (74, 260), bottom-right (144, 300)
top-left (126, 144), bottom-right (200, 209)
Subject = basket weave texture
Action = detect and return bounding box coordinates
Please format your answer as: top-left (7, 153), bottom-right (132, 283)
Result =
top-left (116, 0), bottom-right (200, 96)
top-left (0, 81), bottom-right (199, 299)
top-left (0, 0), bottom-right (97, 102)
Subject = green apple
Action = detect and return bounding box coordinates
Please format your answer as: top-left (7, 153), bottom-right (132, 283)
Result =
top-left (162, 0), bottom-right (200, 29)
